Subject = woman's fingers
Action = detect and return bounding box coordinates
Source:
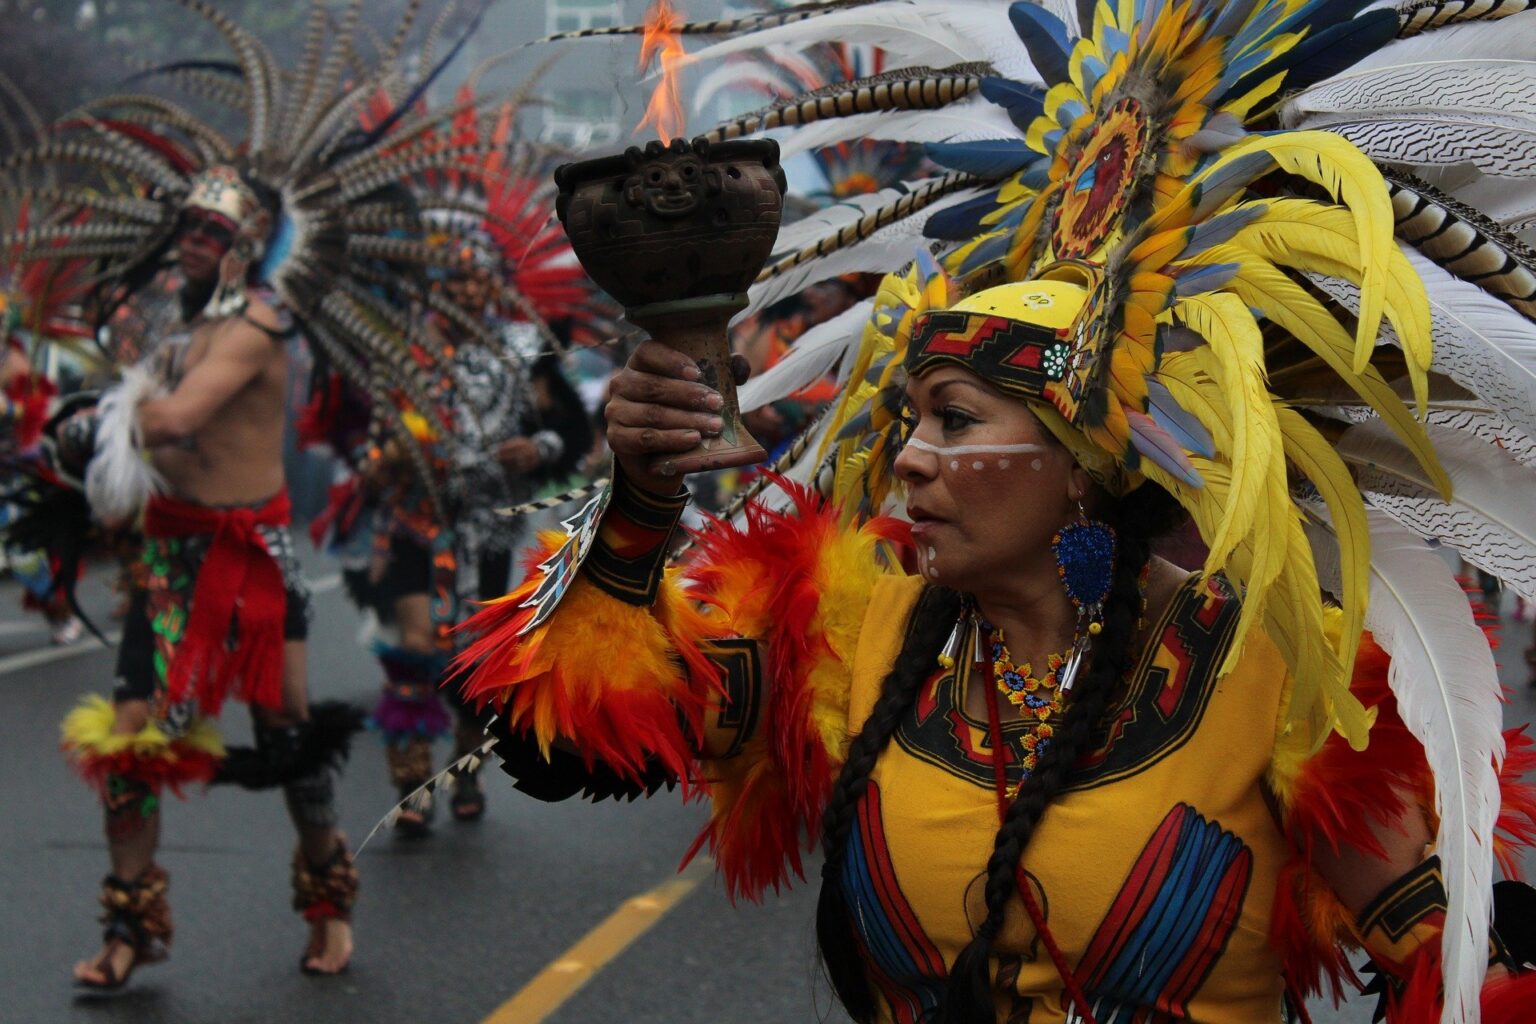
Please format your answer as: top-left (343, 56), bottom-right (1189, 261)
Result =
top-left (607, 423), bottom-right (704, 456)
top-left (610, 367), bottom-right (721, 411)
top-left (628, 338), bottom-right (700, 380)
top-left (607, 395), bottom-right (723, 435)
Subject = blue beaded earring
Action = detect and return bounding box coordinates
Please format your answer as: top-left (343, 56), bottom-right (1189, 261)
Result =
top-left (1052, 499), bottom-right (1117, 692)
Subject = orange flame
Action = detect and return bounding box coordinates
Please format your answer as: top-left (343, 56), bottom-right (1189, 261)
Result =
top-left (637, 0), bottom-right (687, 142)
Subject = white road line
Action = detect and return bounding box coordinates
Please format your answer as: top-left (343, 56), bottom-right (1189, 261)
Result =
top-left (0, 573), bottom-right (342, 678)
top-left (0, 631), bottom-right (122, 677)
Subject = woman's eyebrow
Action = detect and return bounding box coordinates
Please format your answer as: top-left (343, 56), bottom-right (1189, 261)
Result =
top-left (929, 378), bottom-right (987, 402)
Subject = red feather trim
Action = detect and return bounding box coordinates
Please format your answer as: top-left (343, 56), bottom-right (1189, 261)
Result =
top-left (452, 534), bottom-right (717, 791)
top-left (1275, 635), bottom-right (1536, 1004)
top-left (1271, 857), bottom-right (1360, 1004)
top-left (1285, 635), bottom-right (1432, 863)
top-left (453, 482), bottom-right (906, 901)
top-left (683, 478), bottom-right (907, 900)
top-left (70, 745), bottom-right (221, 797)
top-left (1480, 969), bottom-right (1536, 1021)
top-left (1275, 633), bottom-right (1431, 998)
top-left (1381, 938), bottom-right (1536, 1022)
top-left (1495, 726), bottom-right (1536, 881)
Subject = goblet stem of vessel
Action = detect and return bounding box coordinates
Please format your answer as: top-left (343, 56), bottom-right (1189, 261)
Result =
top-left (627, 294), bottom-right (764, 473)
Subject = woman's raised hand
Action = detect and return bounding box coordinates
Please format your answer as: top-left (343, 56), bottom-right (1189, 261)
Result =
top-left (605, 338), bottom-right (749, 495)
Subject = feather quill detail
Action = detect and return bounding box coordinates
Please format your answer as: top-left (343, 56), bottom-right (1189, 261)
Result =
top-left (680, 1), bottom-right (1035, 82)
top-left (1313, 246), bottom-right (1536, 440)
top-left (1305, 504), bottom-right (1502, 1024)
top-left (1338, 419), bottom-right (1536, 599)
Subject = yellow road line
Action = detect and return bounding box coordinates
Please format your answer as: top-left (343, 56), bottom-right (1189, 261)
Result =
top-left (480, 857), bottom-right (714, 1024)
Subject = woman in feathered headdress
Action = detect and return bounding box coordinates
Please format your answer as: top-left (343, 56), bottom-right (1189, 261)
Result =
top-left (458, 1), bottom-right (1536, 1021)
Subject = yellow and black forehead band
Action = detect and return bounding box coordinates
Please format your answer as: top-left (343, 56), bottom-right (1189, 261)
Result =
top-left (906, 310), bottom-right (1072, 401)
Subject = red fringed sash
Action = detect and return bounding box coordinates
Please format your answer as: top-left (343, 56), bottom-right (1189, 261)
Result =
top-left (144, 491), bottom-right (291, 714)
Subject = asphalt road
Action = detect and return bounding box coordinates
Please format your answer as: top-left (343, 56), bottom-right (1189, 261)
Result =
top-left (0, 554), bottom-right (1529, 1024)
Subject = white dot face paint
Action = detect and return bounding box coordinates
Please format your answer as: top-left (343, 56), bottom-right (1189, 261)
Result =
top-left (1031, 458), bottom-right (1043, 471)
top-left (927, 546), bottom-right (937, 561)
top-left (905, 437), bottom-right (1048, 475)
top-left (926, 566), bottom-right (939, 579)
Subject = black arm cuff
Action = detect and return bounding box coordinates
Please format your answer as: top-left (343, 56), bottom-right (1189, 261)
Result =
top-left (581, 466), bottom-right (690, 606)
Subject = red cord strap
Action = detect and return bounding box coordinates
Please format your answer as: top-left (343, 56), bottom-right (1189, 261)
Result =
top-left (982, 647), bottom-right (1100, 1024)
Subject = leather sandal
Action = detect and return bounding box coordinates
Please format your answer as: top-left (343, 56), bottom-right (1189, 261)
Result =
top-left (292, 842), bottom-right (358, 976)
top-left (450, 771), bottom-right (485, 822)
top-left (75, 865), bottom-right (171, 992)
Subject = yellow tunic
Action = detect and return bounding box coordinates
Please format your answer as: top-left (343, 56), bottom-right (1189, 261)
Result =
top-left (842, 573), bottom-right (1290, 1022)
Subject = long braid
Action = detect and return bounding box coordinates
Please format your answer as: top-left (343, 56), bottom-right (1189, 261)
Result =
top-left (816, 585), bottom-right (965, 1022)
top-left (939, 500), bottom-right (1162, 1024)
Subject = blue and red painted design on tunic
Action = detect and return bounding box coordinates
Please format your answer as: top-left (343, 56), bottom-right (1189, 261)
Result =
top-left (1078, 803), bottom-right (1253, 1022)
top-left (841, 782), bottom-right (948, 1023)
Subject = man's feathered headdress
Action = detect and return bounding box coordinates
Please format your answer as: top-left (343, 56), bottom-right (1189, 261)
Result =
top-left (0, 0), bottom-right (522, 459)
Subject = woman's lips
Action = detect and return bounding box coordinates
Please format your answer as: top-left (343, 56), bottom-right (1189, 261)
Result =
top-left (908, 513), bottom-right (946, 539)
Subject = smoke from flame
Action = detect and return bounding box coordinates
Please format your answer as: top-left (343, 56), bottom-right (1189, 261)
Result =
top-left (637, 0), bottom-right (687, 142)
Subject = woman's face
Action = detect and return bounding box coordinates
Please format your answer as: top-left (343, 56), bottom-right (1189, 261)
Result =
top-left (893, 365), bottom-right (1086, 594)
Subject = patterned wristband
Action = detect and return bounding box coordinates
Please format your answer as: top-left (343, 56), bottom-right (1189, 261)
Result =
top-left (581, 468), bottom-right (689, 604)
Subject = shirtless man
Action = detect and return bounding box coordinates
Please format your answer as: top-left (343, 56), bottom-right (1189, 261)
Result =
top-left (62, 166), bottom-right (356, 989)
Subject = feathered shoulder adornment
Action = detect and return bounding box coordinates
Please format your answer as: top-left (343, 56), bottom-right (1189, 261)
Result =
top-left (456, 476), bottom-right (908, 900)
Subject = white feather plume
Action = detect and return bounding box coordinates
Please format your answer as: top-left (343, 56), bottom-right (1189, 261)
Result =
top-left (771, 179), bottom-right (965, 258)
top-left (1442, 173), bottom-right (1536, 231)
top-left (1327, 400), bottom-right (1536, 469)
top-left (681, 1), bottom-right (1037, 82)
top-left (1424, 405), bottom-right (1536, 469)
top-left (1309, 115), bottom-right (1536, 179)
top-left (771, 95), bottom-right (1019, 159)
top-left (1337, 418), bottom-right (1536, 598)
top-left (1306, 504), bottom-right (1503, 1024)
top-left (737, 298), bottom-right (874, 413)
top-left (1310, 246), bottom-right (1536, 438)
top-left (1343, 11), bottom-right (1536, 72)
top-left (748, 187), bottom-right (976, 313)
top-left (1283, 54), bottom-right (1536, 179)
top-left (84, 365), bottom-right (166, 522)
top-left (1398, 164), bottom-right (1536, 232)
top-left (690, 44), bottom-right (825, 115)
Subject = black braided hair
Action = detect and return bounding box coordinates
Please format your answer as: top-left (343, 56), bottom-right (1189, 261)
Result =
top-left (939, 501), bottom-right (1158, 1023)
top-left (816, 584), bottom-right (965, 1021)
top-left (815, 482), bottom-right (1182, 1024)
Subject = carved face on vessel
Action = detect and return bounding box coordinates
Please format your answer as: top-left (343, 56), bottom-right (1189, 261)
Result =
top-left (623, 152), bottom-right (718, 218)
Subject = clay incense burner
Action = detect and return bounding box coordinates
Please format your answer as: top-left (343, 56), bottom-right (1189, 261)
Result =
top-left (554, 136), bottom-right (787, 473)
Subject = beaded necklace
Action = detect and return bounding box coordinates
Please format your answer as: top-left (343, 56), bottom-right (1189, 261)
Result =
top-left (981, 563), bottom-right (1151, 791)
top-left (984, 624), bottom-right (1070, 785)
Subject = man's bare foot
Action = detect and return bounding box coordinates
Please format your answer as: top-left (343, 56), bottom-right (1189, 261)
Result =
top-left (300, 918), bottom-right (353, 975)
top-left (73, 939), bottom-right (147, 990)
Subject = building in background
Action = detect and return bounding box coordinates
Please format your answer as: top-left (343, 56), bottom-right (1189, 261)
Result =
top-left (469, 0), bottom-right (739, 151)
